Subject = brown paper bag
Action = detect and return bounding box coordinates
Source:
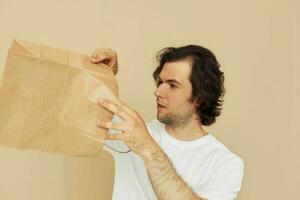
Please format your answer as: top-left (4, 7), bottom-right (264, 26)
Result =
top-left (0, 39), bottom-right (119, 156)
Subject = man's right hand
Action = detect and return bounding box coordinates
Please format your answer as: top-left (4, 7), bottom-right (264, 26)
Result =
top-left (90, 48), bottom-right (118, 75)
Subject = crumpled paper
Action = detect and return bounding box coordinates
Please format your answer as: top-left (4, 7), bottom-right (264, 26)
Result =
top-left (0, 39), bottom-right (119, 156)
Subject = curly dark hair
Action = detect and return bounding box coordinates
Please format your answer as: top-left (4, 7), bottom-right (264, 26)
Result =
top-left (153, 45), bottom-right (225, 126)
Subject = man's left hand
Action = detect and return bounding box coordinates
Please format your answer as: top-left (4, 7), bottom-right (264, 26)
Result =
top-left (97, 98), bottom-right (158, 160)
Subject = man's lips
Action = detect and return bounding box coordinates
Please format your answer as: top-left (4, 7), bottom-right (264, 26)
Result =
top-left (156, 101), bottom-right (167, 112)
top-left (156, 101), bottom-right (167, 108)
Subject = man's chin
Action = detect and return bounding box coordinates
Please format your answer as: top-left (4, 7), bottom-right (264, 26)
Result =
top-left (157, 117), bottom-right (165, 125)
top-left (156, 113), bottom-right (163, 122)
top-left (157, 114), bottom-right (171, 125)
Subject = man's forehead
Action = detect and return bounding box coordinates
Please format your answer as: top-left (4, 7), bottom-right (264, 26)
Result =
top-left (159, 60), bottom-right (192, 82)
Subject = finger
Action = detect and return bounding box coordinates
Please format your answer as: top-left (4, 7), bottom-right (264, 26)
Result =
top-left (90, 54), bottom-right (108, 63)
top-left (120, 101), bottom-right (136, 116)
top-left (98, 98), bottom-right (132, 122)
top-left (105, 53), bottom-right (117, 69)
top-left (119, 100), bottom-right (142, 122)
top-left (90, 49), bottom-right (110, 63)
top-left (107, 55), bottom-right (117, 67)
top-left (91, 48), bottom-right (107, 58)
top-left (104, 133), bottom-right (126, 141)
top-left (96, 120), bottom-right (130, 132)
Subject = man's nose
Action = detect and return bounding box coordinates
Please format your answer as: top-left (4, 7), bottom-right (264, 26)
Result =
top-left (154, 84), bottom-right (165, 97)
top-left (154, 87), bottom-right (159, 97)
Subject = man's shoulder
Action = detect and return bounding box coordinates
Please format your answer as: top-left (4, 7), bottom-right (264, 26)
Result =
top-left (204, 135), bottom-right (244, 166)
top-left (145, 119), bottom-right (244, 169)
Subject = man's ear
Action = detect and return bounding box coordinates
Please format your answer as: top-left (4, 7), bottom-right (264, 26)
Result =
top-left (191, 96), bottom-right (201, 108)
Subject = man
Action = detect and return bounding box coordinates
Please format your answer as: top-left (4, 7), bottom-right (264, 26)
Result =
top-left (90, 45), bottom-right (244, 200)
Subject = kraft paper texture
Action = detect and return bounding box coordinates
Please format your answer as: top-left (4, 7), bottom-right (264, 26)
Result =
top-left (0, 39), bottom-right (119, 156)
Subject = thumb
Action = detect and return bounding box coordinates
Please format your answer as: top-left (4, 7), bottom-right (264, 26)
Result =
top-left (90, 55), bottom-right (105, 63)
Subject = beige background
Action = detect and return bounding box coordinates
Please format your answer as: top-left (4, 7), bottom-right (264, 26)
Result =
top-left (0, 0), bottom-right (299, 199)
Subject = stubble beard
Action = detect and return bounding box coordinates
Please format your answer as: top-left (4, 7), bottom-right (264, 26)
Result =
top-left (157, 107), bottom-right (195, 128)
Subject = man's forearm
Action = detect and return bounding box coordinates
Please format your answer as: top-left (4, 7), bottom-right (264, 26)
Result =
top-left (142, 144), bottom-right (204, 200)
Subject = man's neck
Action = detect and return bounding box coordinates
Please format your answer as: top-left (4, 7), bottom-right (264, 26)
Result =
top-left (164, 117), bottom-right (208, 141)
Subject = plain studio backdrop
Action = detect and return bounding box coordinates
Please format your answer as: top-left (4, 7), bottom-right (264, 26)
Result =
top-left (0, 0), bottom-right (299, 199)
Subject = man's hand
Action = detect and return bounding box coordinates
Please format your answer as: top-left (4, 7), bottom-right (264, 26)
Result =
top-left (90, 48), bottom-right (118, 75)
top-left (96, 98), bottom-right (159, 160)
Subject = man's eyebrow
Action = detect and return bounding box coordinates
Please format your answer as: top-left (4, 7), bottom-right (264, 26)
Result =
top-left (158, 76), bottom-right (182, 86)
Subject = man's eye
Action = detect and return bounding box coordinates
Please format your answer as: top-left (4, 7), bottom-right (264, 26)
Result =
top-left (170, 84), bottom-right (177, 88)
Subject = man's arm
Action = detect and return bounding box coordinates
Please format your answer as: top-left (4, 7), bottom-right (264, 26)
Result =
top-left (96, 99), bottom-right (205, 200)
top-left (142, 141), bottom-right (205, 200)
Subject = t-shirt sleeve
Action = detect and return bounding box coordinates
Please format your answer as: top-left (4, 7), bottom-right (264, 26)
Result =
top-left (196, 156), bottom-right (244, 200)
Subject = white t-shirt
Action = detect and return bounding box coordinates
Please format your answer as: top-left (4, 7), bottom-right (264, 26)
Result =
top-left (104, 118), bottom-right (244, 200)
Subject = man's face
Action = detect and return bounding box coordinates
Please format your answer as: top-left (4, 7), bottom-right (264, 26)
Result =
top-left (154, 60), bottom-right (198, 127)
